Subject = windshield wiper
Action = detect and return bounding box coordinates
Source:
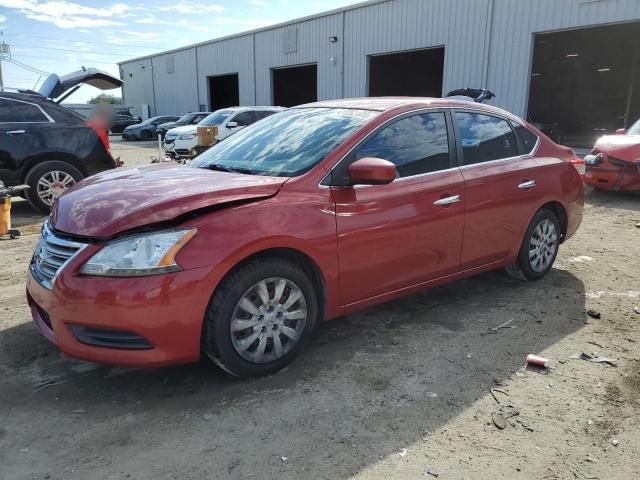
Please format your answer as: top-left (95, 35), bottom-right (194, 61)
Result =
top-left (203, 163), bottom-right (254, 175)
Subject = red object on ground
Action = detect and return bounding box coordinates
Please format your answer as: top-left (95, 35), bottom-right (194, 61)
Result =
top-left (27, 97), bottom-right (584, 368)
top-left (584, 130), bottom-right (640, 192)
top-left (527, 354), bottom-right (550, 368)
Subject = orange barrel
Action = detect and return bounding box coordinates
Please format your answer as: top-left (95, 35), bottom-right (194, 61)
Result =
top-left (0, 196), bottom-right (11, 236)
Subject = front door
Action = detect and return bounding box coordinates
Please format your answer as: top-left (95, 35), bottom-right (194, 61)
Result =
top-left (453, 110), bottom-right (544, 269)
top-left (331, 110), bottom-right (465, 305)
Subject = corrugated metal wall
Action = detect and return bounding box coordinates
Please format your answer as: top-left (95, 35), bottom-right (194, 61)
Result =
top-left (196, 35), bottom-right (255, 107)
top-left (151, 48), bottom-right (199, 115)
top-left (119, 0), bottom-right (640, 117)
top-left (254, 13), bottom-right (343, 104)
top-left (343, 0), bottom-right (491, 98)
top-left (488, 0), bottom-right (640, 116)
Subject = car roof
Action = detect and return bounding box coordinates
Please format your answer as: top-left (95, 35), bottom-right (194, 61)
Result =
top-left (296, 97), bottom-right (520, 120)
top-left (228, 106), bottom-right (285, 112)
top-left (0, 91), bottom-right (50, 104)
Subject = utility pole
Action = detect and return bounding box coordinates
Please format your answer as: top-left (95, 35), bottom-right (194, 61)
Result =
top-left (0, 32), bottom-right (10, 92)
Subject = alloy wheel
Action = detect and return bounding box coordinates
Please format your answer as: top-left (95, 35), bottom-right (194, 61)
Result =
top-left (37, 171), bottom-right (76, 206)
top-left (230, 277), bottom-right (307, 364)
top-left (528, 219), bottom-right (558, 272)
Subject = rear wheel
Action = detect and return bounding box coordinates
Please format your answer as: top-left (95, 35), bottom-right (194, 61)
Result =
top-left (24, 161), bottom-right (83, 214)
top-left (202, 257), bottom-right (319, 378)
top-left (505, 209), bottom-right (561, 281)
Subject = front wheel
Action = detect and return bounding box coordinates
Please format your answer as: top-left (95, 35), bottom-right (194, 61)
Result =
top-left (202, 257), bottom-right (319, 378)
top-left (24, 161), bottom-right (83, 214)
top-left (505, 209), bottom-right (561, 281)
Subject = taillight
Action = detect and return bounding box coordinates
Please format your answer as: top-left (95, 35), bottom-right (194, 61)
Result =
top-left (571, 157), bottom-right (586, 177)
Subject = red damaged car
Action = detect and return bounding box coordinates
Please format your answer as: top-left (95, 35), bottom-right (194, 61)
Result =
top-left (584, 119), bottom-right (640, 191)
top-left (26, 98), bottom-right (584, 377)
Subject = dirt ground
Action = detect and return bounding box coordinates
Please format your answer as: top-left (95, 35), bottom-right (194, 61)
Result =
top-left (1, 138), bottom-right (639, 480)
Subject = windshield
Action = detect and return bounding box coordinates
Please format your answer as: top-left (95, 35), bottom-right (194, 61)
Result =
top-left (200, 110), bottom-right (232, 126)
top-left (628, 119), bottom-right (640, 136)
top-left (177, 113), bottom-right (195, 123)
top-left (141, 116), bottom-right (161, 125)
top-left (190, 108), bottom-right (377, 177)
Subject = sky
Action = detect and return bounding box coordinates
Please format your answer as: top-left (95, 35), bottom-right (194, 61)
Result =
top-left (0, 0), bottom-right (360, 102)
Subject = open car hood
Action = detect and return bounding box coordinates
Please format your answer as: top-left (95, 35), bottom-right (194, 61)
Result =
top-left (594, 135), bottom-right (640, 163)
top-left (50, 164), bottom-right (287, 238)
top-left (38, 68), bottom-right (124, 100)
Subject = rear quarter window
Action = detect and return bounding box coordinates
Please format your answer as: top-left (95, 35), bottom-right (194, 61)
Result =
top-left (513, 124), bottom-right (539, 155)
top-left (44, 103), bottom-right (86, 125)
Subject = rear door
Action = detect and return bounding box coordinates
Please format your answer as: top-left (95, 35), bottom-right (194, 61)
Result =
top-left (453, 110), bottom-right (543, 269)
top-left (331, 110), bottom-right (465, 305)
top-left (0, 97), bottom-right (46, 178)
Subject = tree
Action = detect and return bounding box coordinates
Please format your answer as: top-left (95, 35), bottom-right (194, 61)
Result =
top-left (89, 93), bottom-right (122, 104)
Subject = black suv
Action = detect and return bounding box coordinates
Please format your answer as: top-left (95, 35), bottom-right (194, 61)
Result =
top-left (0, 68), bottom-right (123, 213)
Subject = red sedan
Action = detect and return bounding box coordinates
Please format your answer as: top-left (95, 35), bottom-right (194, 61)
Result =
top-left (584, 119), bottom-right (640, 191)
top-left (26, 98), bottom-right (584, 377)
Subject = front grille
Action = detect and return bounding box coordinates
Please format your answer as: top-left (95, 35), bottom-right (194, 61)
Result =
top-left (69, 325), bottom-right (153, 350)
top-left (30, 222), bottom-right (87, 289)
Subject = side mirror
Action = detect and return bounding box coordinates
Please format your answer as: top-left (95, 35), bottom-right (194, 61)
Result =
top-left (348, 157), bottom-right (397, 185)
top-left (615, 128), bottom-right (626, 135)
top-left (227, 121), bottom-right (238, 128)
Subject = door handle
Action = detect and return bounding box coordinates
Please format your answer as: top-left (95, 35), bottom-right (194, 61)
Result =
top-left (518, 180), bottom-right (537, 189)
top-left (433, 194), bottom-right (461, 206)
top-left (6, 130), bottom-right (26, 135)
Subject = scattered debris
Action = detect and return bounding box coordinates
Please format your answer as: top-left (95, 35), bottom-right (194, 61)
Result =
top-left (579, 353), bottom-right (617, 367)
top-left (490, 388), bottom-right (509, 404)
top-left (585, 456), bottom-right (598, 463)
top-left (587, 340), bottom-right (605, 348)
top-left (635, 222), bottom-right (640, 228)
top-left (202, 413), bottom-right (213, 421)
top-left (587, 309), bottom-right (601, 319)
top-left (71, 409), bottom-right (86, 414)
top-left (491, 407), bottom-right (519, 430)
top-left (612, 438), bottom-right (619, 446)
top-left (399, 448), bottom-right (407, 457)
top-left (515, 418), bottom-right (534, 432)
top-left (488, 319), bottom-right (515, 332)
top-left (567, 255), bottom-right (593, 262)
top-left (427, 468), bottom-right (440, 477)
top-left (492, 412), bottom-right (507, 430)
top-left (425, 392), bottom-right (438, 398)
top-left (280, 456), bottom-right (288, 462)
top-left (527, 354), bottom-right (550, 368)
top-left (634, 306), bottom-right (640, 315)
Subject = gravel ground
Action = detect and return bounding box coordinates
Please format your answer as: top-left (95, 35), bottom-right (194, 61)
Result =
top-left (0, 139), bottom-right (639, 480)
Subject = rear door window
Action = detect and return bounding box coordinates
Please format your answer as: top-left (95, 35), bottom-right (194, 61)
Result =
top-left (454, 112), bottom-right (518, 165)
top-left (231, 111), bottom-right (253, 126)
top-left (354, 111), bottom-right (451, 178)
top-left (11, 101), bottom-right (49, 123)
top-left (0, 99), bottom-right (17, 122)
top-left (254, 110), bottom-right (277, 121)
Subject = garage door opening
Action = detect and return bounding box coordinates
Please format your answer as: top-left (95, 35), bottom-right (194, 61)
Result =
top-left (528, 22), bottom-right (640, 148)
top-left (208, 73), bottom-right (239, 111)
top-left (272, 64), bottom-right (317, 107)
top-left (368, 47), bottom-right (445, 97)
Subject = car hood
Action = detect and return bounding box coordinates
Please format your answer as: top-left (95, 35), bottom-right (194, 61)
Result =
top-left (158, 121), bottom-right (182, 130)
top-left (594, 135), bottom-right (640, 162)
top-left (167, 125), bottom-right (197, 135)
top-left (50, 164), bottom-right (288, 238)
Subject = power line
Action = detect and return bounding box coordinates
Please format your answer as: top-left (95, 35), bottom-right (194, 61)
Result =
top-left (1, 33), bottom-right (165, 51)
top-left (12, 53), bottom-right (119, 66)
top-left (7, 57), bottom-right (50, 75)
top-left (10, 43), bottom-right (150, 58)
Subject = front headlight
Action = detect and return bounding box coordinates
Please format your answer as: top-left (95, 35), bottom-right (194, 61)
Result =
top-left (178, 134), bottom-right (196, 140)
top-left (80, 229), bottom-right (197, 277)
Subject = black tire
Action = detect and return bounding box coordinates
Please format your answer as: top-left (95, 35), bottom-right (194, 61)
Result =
top-left (202, 257), bottom-right (320, 378)
top-left (140, 130), bottom-right (152, 140)
top-left (505, 208), bottom-right (561, 281)
top-left (24, 161), bottom-right (84, 214)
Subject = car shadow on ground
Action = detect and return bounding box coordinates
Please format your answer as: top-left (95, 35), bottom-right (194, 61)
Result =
top-left (0, 267), bottom-right (586, 479)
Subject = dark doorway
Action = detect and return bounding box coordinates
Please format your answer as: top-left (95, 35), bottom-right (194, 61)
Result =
top-left (528, 22), bottom-right (640, 148)
top-left (368, 47), bottom-right (445, 97)
top-left (208, 73), bottom-right (239, 111)
top-left (272, 64), bottom-right (317, 107)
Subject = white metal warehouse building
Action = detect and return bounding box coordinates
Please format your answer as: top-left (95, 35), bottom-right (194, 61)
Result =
top-left (118, 0), bottom-right (640, 146)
